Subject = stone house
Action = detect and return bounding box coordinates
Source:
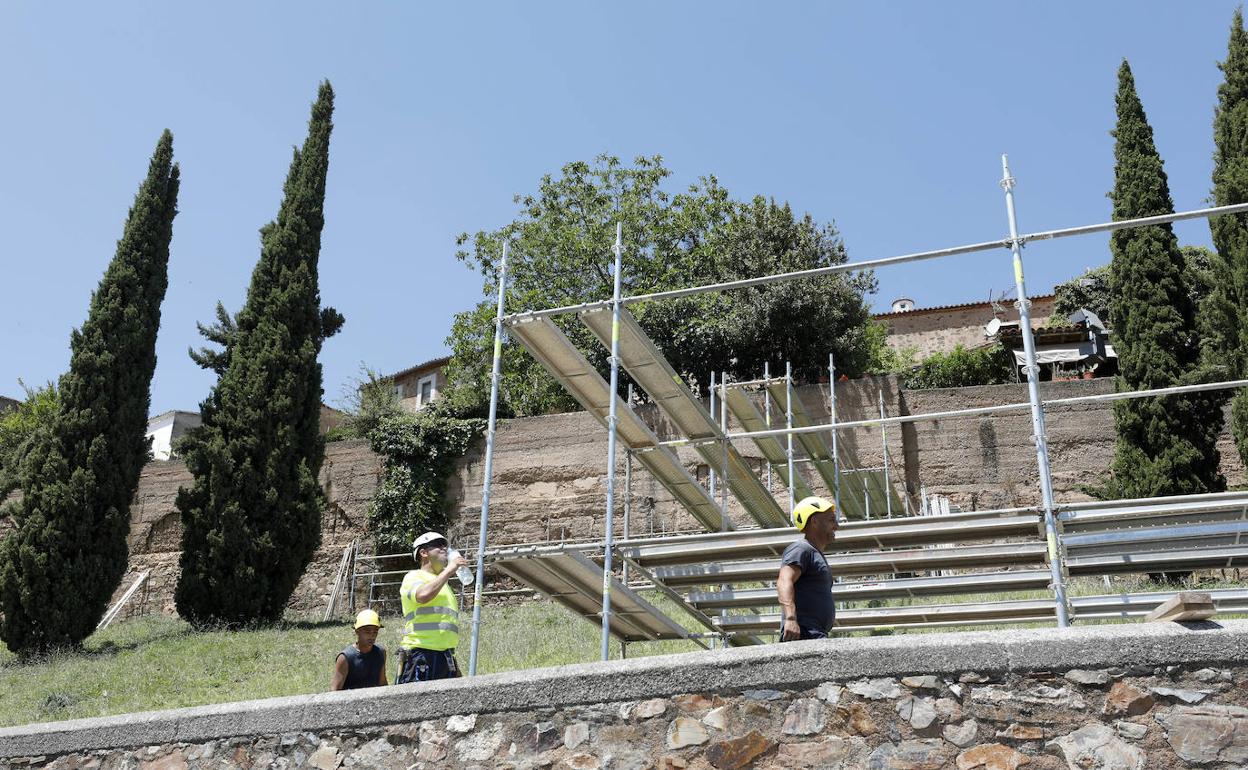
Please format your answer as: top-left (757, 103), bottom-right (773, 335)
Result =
top-left (388, 355), bottom-right (450, 413)
top-left (0, 395), bottom-right (17, 415)
top-left (873, 294), bottom-right (1056, 359)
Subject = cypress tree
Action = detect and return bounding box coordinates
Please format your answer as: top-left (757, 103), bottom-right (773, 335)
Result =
top-left (175, 83), bottom-right (343, 627)
top-left (1106, 61), bottom-right (1224, 498)
top-left (0, 132), bottom-right (179, 653)
top-left (1204, 9), bottom-right (1248, 466)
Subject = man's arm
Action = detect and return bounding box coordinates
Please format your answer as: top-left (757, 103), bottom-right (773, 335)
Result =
top-left (379, 650), bottom-right (389, 686)
top-left (412, 555), bottom-right (468, 604)
top-left (777, 564), bottom-right (803, 641)
top-left (330, 653), bottom-right (348, 691)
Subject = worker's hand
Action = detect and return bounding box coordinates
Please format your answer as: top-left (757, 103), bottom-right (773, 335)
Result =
top-left (781, 618), bottom-right (801, 642)
top-left (448, 552), bottom-right (469, 570)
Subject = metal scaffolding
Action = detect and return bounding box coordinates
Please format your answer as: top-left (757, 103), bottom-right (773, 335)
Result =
top-left (461, 158), bottom-right (1248, 669)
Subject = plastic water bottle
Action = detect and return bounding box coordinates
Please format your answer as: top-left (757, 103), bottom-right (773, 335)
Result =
top-left (448, 547), bottom-right (474, 586)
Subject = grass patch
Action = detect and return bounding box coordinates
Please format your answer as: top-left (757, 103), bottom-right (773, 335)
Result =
top-left (0, 572), bottom-right (1240, 728)
top-left (0, 596), bottom-right (705, 729)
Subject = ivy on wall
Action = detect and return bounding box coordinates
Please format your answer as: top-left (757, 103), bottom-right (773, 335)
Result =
top-left (366, 411), bottom-right (486, 553)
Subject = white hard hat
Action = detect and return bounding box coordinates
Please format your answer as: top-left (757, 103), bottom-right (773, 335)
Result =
top-left (412, 531), bottom-right (448, 558)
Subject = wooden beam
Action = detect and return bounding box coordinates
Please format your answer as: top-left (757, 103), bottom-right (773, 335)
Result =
top-left (1144, 592), bottom-right (1215, 623)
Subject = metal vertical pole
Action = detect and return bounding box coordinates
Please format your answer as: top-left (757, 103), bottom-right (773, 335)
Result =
top-left (1001, 155), bottom-right (1070, 628)
top-left (879, 389), bottom-right (893, 518)
top-left (829, 353), bottom-right (841, 517)
top-left (864, 478), bottom-right (871, 520)
top-left (623, 384), bottom-right (633, 586)
top-left (785, 361), bottom-right (796, 515)
top-left (763, 362), bottom-right (772, 493)
top-left (720, 373), bottom-right (729, 529)
top-left (468, 242), bottom-right (509, 676)
top-left (718, 373), bottom-right (730, 647)
top-left (708, 372), bottom-right (718, 504)
top-left (602, 222), bottom-right (625, 660)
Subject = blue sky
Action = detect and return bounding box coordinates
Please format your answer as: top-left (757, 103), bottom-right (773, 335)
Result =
top-left (1, 2), bottom-right (1241, 414)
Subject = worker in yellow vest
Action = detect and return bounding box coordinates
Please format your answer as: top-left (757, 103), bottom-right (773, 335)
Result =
top-left (396, 531), bottom-right (468, 683)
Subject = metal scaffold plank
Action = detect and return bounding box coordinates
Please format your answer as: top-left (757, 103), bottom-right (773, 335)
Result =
top-left (723, 388), bottom-right (814, 500)
top-left (489, 545), bottom-right (691, 642)
top-left (687, 569), bottom-right (1053, 610)
top-left (579, 306), bottom-right (787, 528)
top-left (651, 542), bottom-right (1049, 587)
top-left (619, 508), bottom-right (1042, 568)
top-left (507, 316), bottom-right (730, 532)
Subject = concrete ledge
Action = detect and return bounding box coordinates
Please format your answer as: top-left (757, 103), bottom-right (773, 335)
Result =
top-left (3, 619), bottom-right (1246, 758)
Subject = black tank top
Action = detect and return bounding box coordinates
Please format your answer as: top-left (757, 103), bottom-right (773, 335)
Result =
top-left (338, 644), bottom-right (385, 689)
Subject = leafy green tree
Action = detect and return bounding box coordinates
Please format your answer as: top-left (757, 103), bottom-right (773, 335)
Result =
top-left (444, 155), bottom-right (875, 417)
top-left (1202, 9), bottom-right (1248, 467)
top-left (1104, 61), bottom-right (1224, 499)
top-left (0, 132), bottom-right (179, 654)
top-left (0, 382), bottom-right (58, 500)
top-left (175, 83), bottom-right (343, 628)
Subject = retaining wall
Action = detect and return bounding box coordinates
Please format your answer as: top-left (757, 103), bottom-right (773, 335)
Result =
top-left (3, 620), bottom-right (1247, 768)
top-left (9, 376), bottom-right (1242, 618)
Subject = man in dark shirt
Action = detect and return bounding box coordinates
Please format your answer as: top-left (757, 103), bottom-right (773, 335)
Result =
top-left (330, 609), bottom-right (389, 690)
top-left (777, 496), bottom-right (839, 641)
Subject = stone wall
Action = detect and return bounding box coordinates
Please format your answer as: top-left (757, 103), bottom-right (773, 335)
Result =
top-left (3, 620), bottom-right (1247, 768)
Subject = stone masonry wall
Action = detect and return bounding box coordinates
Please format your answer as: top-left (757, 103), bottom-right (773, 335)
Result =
top-left (3, 620), bottom-right (1247, 769)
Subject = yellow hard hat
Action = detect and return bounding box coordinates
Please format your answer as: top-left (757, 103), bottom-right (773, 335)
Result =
top-left (792, 496), bottom-right (835, 531)
top-left (354, 609), bottom-right (383, 630)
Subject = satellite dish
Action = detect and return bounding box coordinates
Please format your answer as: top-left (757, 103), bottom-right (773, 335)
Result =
top-left (984, 317), bottom-right (1002, 337)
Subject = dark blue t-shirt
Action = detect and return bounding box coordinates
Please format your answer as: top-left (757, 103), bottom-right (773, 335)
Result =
top-left (338, 644), bottom-right (385, 689)
top-left (782, 538), bottom-right (835, 632)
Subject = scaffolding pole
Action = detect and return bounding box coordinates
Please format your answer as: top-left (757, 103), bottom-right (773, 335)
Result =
top-left (879, 389), bottom-right (893, 518)
top-left (763, 362), bottom-right (772, 493)
top-left (623, 384), bottom-right (633, 585)
top-left (601, 222), bottom-right (624, 661)
top-left (1001, 155), bottom-right (1069, 628)
top-left (719, 372), bottom-right (730, 647)
top-left (468, 242), bottom-right (509, 676)
top-left (829, 353), bottom-right (841, 517)
top-left (785, 361), bottom-right (796, 515)
top-left (708, 371), bottom-right (718, 514)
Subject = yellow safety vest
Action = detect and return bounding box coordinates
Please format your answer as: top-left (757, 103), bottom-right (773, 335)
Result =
top-left (399, 568), bottom-right (459, 651)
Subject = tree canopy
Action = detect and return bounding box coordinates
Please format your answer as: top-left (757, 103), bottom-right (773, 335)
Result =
top-left (443, 155), bottom-right (876, 417)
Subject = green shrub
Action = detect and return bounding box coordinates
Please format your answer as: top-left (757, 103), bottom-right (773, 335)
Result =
top-left (902, 345), bottom-right (1015, 390)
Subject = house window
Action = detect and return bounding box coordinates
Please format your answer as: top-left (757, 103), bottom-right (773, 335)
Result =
top-left (394, 382), bottom-right (404, 399)
top-left (417, 374), bottom-right (437, 408)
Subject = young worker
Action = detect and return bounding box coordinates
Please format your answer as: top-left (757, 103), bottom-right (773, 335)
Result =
top-left (330, 609), bottom-right (388, 690)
